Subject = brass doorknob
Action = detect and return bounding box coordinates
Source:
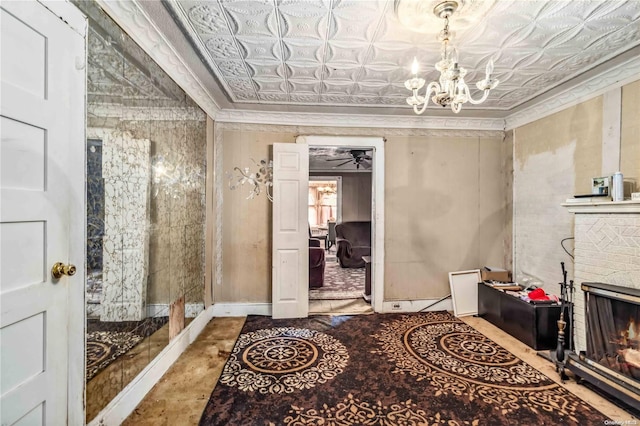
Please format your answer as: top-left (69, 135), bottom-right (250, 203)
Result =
top-left (51, 262), bottom-right (76, 279)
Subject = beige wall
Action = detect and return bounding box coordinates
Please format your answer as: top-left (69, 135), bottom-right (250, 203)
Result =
top-left (218, 125), bottom-right (510, 303)
top-left (220, 130), bottom-right (295, 302)
top-left (311, 172), bottom-right (372, 222)
top-left (384, 134), bottom-right (509, 299)
top-left (513, 79), bottom-right (640, 288)
top-left (621, 79), bottom-right (640, 184)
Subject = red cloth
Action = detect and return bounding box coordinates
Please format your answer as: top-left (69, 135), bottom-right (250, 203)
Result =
top-left (528, 288), bottom-right (549, 300)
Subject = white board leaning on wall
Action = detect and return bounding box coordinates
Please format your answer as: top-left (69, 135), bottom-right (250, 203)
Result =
top-left (449, 269), bottom-right (482, 317)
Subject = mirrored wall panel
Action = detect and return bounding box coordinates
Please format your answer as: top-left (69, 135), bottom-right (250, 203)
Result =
top-left (73, 1), bottom-right (207, 421)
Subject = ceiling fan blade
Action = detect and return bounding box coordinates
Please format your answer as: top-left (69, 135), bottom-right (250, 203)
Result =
top-left (326, 157), bottom-right (352, 161)
top-left (333, 159), bottom-right (353, 168)
top-left (362, 155), bottom-right (372, 160)
top-left (357, 158), bottom-right (371, 168)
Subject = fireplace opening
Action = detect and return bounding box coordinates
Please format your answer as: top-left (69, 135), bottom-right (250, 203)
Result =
top-left (565, 282), bottom-right (640, 412)
top-left (586, 289), bottom-right (640, 383)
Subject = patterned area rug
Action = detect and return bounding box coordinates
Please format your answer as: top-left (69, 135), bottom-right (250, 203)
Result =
top-left (199, 312), bottom-right (609, 425)
top-left (86, 317), bottom-right (168, 380)
top-left (309, 260), bottom-right (365, 300)
top-left (86, 331), bottom-right (143, 380)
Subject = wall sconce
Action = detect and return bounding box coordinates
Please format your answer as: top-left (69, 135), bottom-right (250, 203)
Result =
top-left (227, 159), bottom-right (273, 202)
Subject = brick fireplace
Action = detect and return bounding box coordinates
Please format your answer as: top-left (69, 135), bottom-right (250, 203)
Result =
top-left (563, 201), bottom-right (640, 409)
top-left (565, 203), bottom-right (640, 352)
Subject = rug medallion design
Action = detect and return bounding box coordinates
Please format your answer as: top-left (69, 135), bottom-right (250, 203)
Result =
top-left (220, 327), bottom-right (349, 394)
top-left (199, 313), bottom-right (609, 425)
top-left (371, 312), bottom-right (584, 420)
top-left (86, 331), bottom-right (143, 380)
top-left (86, 317), bottom-right (168, 381)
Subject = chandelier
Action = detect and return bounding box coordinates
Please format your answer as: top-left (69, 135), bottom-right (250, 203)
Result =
top-left (317, 185), bottom-right (336, 194)
top-left (403, 0), bottom-right (499, 114)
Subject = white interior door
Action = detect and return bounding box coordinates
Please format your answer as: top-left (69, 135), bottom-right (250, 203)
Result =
top-left (272, 143), bottom-right (309, 319)
top-left (1, 2), bottom-right (85, 425)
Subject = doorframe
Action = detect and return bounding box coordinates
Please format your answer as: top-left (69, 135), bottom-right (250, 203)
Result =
top-left (297, 136), bottom-right (384, 312)
top-left (309, 175), bottom-right (343, 225)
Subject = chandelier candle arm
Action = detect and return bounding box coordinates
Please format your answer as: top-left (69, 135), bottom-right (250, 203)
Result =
top-left (401, 0), bottom-right (499, 114)
top-left (409, 81), bottom-right (439, 115)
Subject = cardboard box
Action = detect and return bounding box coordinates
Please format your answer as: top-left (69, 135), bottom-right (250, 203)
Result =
top-left (481, 267), bottom-right (511, 283)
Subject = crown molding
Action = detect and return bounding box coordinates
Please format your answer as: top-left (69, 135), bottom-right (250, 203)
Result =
top-left (88, 104), bottom-right (206, 121)
top-left (215, 110), bottom-right (506, 131)
top-left (505, 56), bottom-right (640, 130)
top-left (95, 0), bottom-right (220, 118)
top-left (218, 122), bottom-right (504, 139)
top-left (163, 0), bottom-right (240, 103)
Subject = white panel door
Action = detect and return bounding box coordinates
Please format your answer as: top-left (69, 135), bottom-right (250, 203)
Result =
top-left (272, 143), bottom-right (309, 319)
top-left (1, 1), bottom-right (85, 425)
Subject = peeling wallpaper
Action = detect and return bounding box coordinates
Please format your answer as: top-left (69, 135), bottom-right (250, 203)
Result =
top-left (513, 79), bottom-right (640, 289)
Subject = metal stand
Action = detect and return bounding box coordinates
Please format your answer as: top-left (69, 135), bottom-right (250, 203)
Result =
top-left (568, 278), bottom-right (575, 352)
top-left (555, 262), bottom-right (571, 381)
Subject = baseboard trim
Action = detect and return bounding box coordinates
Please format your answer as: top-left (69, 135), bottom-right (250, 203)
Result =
top-left (88, 305), bottom-right (214, 426)
top-left (209, 301), bottom-right (453, 316)
top-left (147, 303), bottom-right (205, 318)
top-left (211, 302), bottom-right (272, 317)
top-left (381, 298), bottom-right (453, 313)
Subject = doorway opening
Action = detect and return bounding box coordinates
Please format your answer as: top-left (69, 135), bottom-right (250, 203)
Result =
top-left (300, 136), bottom-right (384, 315)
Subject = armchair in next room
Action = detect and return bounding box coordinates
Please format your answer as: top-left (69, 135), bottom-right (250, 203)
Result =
top-left (309, 238), bottom-right (325, 288)
top-left (327, 221), bottom-right (336, 251)
top-left (335, 221), bottom-right (371, 268)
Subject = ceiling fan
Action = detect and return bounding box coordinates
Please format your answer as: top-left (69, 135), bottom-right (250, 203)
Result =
top-left (325, 149), bottom-right (372, 169)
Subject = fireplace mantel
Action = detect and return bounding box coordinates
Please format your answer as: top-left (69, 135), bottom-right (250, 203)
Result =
top-left (562, 200), bottom-right (640, 213)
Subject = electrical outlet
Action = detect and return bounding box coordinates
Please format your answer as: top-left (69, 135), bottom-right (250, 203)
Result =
top-left (392, 303), bottom-right (401, 310)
